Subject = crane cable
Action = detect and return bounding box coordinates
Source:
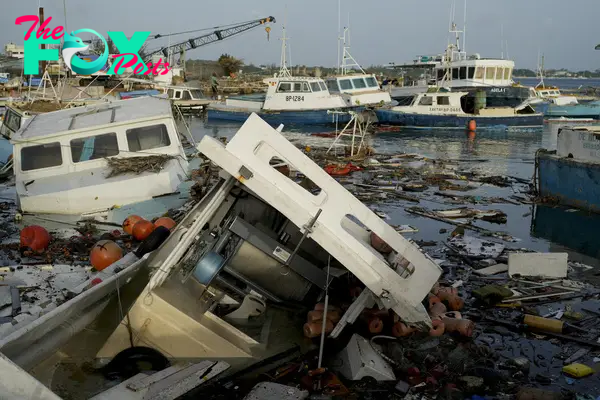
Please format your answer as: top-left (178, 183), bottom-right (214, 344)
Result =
top-left (148, 18), bottom-right (274, 41)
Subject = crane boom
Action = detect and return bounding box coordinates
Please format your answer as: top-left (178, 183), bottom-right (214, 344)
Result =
top-left (147, 16), bottom-right (276, 59)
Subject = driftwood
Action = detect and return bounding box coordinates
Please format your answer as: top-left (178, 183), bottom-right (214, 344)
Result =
top-left (105, 155), bottom-right (175, 178)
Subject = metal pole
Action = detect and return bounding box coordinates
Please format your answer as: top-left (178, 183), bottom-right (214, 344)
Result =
top-left (282, 209), bottom-right (322, 270)
top-left (317, 255), bottom-right (331, 369)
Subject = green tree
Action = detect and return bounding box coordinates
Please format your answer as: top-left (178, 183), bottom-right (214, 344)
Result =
top-left (218, 53), bottom-right (243, 75)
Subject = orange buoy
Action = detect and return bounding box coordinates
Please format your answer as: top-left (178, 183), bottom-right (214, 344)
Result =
top-left (303, 320), bottom-right (334, 338)
top-left (427, 294), bottom-right (442, 311)
top-left (429, 302), bottom-right (447, 319)
top-left (429, 319), bottom-right (445, 336)
top-left (90, 240), bottom-right (123, 271)
top-left (307, 309), bottom-right (341, 324)
top-left (154, 217), bottom-right (176, 231)
top-left (442, 317), bottom-right (474, 337)
top-left (123, 215), bottom-right (144, 235)
top-left (467, 119), bottom-right (476, 131)
top-left (20, 225), bottom-right (51, 253)
top-left (132, 220), bottom-right (155, 241)
top-left (368, 317), bottom-right (384, 334)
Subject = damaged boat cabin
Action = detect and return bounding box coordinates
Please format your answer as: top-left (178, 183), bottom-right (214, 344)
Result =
top-left (11, 97), bottom-right (189, 219)
top-left (97, 113), bottom-right (442, 361)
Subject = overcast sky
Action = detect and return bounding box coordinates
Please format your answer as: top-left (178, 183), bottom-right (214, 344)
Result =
top-left (4, 0), bottom-right (600, 71)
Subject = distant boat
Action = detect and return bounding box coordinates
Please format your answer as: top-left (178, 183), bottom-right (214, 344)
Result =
top-left (375, 91), bottom-right (543, 130)
top-left (385, 15), bottom-right (531, 109)
top-left (543, 100), bottom-right (600, 119)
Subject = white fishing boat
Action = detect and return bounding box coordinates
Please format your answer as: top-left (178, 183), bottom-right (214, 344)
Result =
top-left (11, 96), bottom-right (191, 223)
top-left (386, 7), bottom-right (531, 108)
top-left (208, 26), bottom-right (363, 125)
top-left (324, 28), bottom-right (392, 107)
top-left (376, 91), bottom-right (544, 130)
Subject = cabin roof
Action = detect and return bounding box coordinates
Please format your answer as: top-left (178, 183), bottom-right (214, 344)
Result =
top-left (12, 97), bottom-right (172, 141)
top-left (264, 76), bottom-right (325, 83)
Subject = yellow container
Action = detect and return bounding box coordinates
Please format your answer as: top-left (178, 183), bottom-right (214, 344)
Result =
top-left (523, 315), bottom-right (564, 333)
top-left (562, 363), bottom-right (594, 378)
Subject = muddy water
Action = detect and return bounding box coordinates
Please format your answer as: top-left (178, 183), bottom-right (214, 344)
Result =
top-left (190, 117), bottom-right (600, 267)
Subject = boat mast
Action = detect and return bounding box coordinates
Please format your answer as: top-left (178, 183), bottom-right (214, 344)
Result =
top-left (339, 15), bottom-right (366, 75)
top-left (462, 0), bottom-right (467, 55)
top-left (337, 0), bottom-right (341, 74)
top-left (278, 21), bottom-right (292, 78)
top-left (536, 52), bottom-right (545, 88)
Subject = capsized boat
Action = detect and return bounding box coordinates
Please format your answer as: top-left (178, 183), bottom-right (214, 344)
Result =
top-left (543, 100), bottom-right (600, 120)
top-left (375, 91), bottom-right (544, 130)
top-left (207, 76), bottom-right (361, 125)
top-left (11, 96), bottom-right (192, 223)
top-left (536, 125), bottom-right (600, 212)
top-left (96, 113), bottom-right (442, 365)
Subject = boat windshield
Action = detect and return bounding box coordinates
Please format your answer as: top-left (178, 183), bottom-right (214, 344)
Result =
top-left (365, 76), bottom-right (379, 88)
top-left (4, 109), bottom-right (21, 133)
top-left (326, 79), bottom-right (340, 93)
top-left (191, 90), bottom-right (203, 99)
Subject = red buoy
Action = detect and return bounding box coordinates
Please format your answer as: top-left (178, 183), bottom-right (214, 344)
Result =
top-left (122, 215), bottom-right (143, 235)
top-left (154, 217), bottom-right (176, 231)
top-left (90, 240), bottom-right (123, 271)
top-left (132, 220), bottom-right (155, 241)
top-left (468, 120), bottom-right (477, 131)
top-left (20, 225), bottom-right (51, 253)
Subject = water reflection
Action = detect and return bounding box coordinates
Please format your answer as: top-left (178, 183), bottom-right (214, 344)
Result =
top-left (531, 205), bottom-right (600, 267)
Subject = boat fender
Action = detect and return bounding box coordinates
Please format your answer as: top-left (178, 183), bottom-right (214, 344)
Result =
top-left (100, 346), bottom-right (170, 381)
top-left (134, 226), bottom-right (170, 258)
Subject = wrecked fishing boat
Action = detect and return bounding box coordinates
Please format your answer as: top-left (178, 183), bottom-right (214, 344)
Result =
top-left (536, 125), bottom-right (600, 212)
top-left (375, 91), bottom-right (544, 130)
top-left (95, 113), bottom-right (442, 368)
top-left (11, 96), bottom-right (191, 223)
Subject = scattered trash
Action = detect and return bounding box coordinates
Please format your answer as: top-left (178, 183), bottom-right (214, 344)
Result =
top-left (562, 363), bottom-right (594, 378)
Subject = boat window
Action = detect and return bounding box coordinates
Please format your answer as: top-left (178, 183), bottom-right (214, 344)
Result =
top-left (467, 67), bottom-right (475, 79)
top-left (182, 90), bottom-right (192, 100)
top-left (452, 68), bottom-right (459, 80)
top-left (352, 78), bottom-right (367, 89)
top-left (366, 76), bottom-right (378, 87)
top-left (459, 67), bottom-right (467, 80)
top-left (302, 82), bottom-right (310, 92)
top-left (485, 67), bottom-right (495, 80)
top-left (21, 142), bottom-right (62, 171)
top-left (310, 82), bottom-right (321, 92)
top-left (475, 67), bottom-right (484, 80)
top-left (437, 96), bottom-right (450, 105)
top-left (339, 79), bottom-right (353, 90)
top-left (191, 89), bottom-right (203, 99)
top-left (167, 89), bottom-right (174, 98)
top-left (173, 90), bottom-right (182, 100)
top-left (437, 69), bottom-right (445, 81)
top-left (504, 68), bottom-right (511, 80)
top-left (277, 82), bottom-right (292, 92)
top-left (4, 110), bottom-right (21, 133)
top-left (70, 133), bottom-right (119, 163)
top-left (319, 81), bottom-right (327, 91)
top-left (269, 155), bottom-right (322, 196)
top-left (497, 68), bottom-right (504, 81)
top-left (326, 79), bottom-right (339, 92)
top-left (419, 96), bottom-right (433, 106)
top-left (126, 124), bottom-right (171, 152)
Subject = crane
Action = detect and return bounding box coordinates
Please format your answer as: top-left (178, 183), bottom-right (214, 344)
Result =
top-left (146, 16), bottom-right (276, 61)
